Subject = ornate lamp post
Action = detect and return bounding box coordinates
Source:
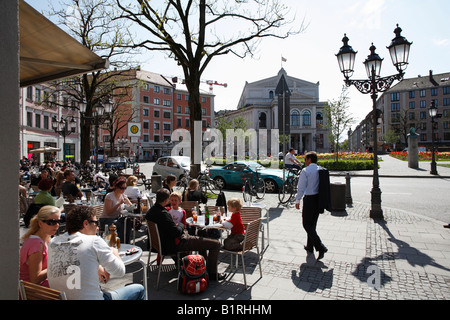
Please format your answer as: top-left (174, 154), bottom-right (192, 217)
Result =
top-left (118, 136), bottom-right (129, 156)
top-left (52, 115), bottom-right (77, 161)
top-left (78, 97), bottom-right (113, 169)
top-left (428, 100), bottom-right (442, 175)
top-left (336, 24), bottom-right (412, 219)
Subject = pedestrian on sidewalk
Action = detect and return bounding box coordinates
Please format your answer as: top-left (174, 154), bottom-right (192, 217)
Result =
top-left (295, 151), bottom-right (328, 260)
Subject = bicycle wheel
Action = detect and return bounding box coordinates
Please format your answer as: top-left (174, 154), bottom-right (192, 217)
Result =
top-left (278, 180), bottom-right (293, 204)
top-left (255, 178), bottom-right (265, 199)
top-left (207, 178), bottom-right (220, 195)
top-left (242, 180), bottom-right (252, 203)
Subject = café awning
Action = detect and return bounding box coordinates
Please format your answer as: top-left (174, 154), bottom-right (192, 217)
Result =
top-left (19, 0), bottom-right (109, 87)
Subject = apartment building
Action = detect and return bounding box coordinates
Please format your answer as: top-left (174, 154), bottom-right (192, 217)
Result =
top-left (97, 69), bottom-right (215, 161)
top-left (349, 70), bottom-right (450, 152)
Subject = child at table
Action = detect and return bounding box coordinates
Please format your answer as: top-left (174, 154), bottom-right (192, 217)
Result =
top-left (222, 198), bottom-right (245, 251)
top-left (166, 191), bottom-right (187, 228)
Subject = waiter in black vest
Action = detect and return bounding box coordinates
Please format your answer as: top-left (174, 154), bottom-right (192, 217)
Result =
top-left (295, 151), bottom-right (328, 260)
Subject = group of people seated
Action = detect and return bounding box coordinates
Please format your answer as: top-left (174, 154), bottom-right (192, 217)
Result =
top-left (19, 170), bottom-right (247, 300)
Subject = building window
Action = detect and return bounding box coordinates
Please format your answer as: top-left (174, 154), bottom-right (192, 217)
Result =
top-left (177, 105), bottom-right (182, 113)
top-left (154, 110), bottom-right (160, 117)
top-left (431, 88), bottom-right (438, 96)
top-left (44, 115), bottom-right (49, 130)
top-left (420, 89), bottom-right (426, 97)
top-left (163, 88), bottom-right (171, 95)
top-left (154, 122), bottom-right (160, 130)
top-left (291, 110), bottom-right (300, 126)
top-left (420, 111), bottom-right (427, 120)
top-left (163, 123), bottom-right (171, 131)
top-left (269, 91), bottom-right (274, 99)
top-left (185, 118), bottom-right (190, 127)
top-left (163, 99), bottom-right (171, 106)
top-left (154, 86), bottom-right (160, 93)
top-left (143, 96), bottom-right (149, 103)
top-left (163, 111), bottom-right (171, 119)
top-left (259, 112), bottom-right (267, 128)
top-left (154, 98), bottom-right (160, 105)
top-left (143, 121), bottom-right (149, 129)
top-left (420, 100), bottom-right (427, 108)
top-left (391, 103), bottom-right (400, 112)
top-left (35, 89), bottom-right (41, 103)
top-left (26, 87), bottom-right (33, 100)
top-left (143, 134), bottom-right (149, 142)
top-left (202, 108), bottom-right (206, 115)
top-left (420, 133), bottom-right (427, 141)
top-left (35, 114), bottom-right (41, 128)
top-left (443, 86), bottom-right (450, 95)
top-left (143, 108), bottom-right (149, 116)
top-left (202, 97), bottom-right (206, 103)
top-left (177, 118), bottom-right (182, 128)
top-left (391, 92), bottom-right (400, 101)
top-left (409, 101), bottom-right (415, 109)
top-left (409, 91), bottom-right (415, 99)
top-left (154, 135), bottom-right (160, 142)
top-left (302, 110), bottom-right (311, 126)
top-left (316, 112), bottom-right (323, 127)
top-left (443, 98), bottom-right (450, 106)
top-left (177, 93), bottom-right (182, 100)
top-left (27, 112), bottom-right (33, 127)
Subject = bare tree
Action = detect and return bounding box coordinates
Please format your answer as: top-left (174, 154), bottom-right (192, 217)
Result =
top-left (46, 0), bottom-right (140, 164)
top-left (116, 0), bottom-right (304, 176)
top-left (325, 86), bottom-right (355, 161)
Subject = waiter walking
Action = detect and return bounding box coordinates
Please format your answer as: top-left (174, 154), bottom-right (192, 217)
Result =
top-left (295, 151), bottom-right (328, 260)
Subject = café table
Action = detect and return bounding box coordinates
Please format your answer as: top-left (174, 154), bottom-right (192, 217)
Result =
top-left (118, 243), bottom-right (148, 300)
top-left (122, 210), bottom-right (146, 245)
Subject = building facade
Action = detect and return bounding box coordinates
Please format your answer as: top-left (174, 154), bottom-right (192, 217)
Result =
top-left (98, 69), bottom-right (215, 161)
top-left (216, 68), bottom-right (330, 155)
top-left (349, 70), bottom-right (450, 152)
top-left (19, 85), bottom-right (81, 164)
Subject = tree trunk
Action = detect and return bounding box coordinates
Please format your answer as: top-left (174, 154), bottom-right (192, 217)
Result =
top-left (80, 118), bottom-right (91, 165)
top-left (186, 76), bottom-right (202, 178)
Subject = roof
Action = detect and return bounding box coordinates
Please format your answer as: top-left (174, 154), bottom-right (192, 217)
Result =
top-left (388, 71), bottom-right (450, 92)
top-left (19, 0), bottom-right (108, 87)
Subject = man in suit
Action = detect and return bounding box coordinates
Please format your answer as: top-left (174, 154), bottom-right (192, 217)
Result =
top-left (295, 151), bottom-right (328, 260)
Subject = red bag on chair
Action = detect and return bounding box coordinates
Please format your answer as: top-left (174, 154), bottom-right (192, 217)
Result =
top-left (177, 255), bottom-right (208, 294)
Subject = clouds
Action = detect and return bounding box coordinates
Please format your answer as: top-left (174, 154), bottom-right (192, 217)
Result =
top-left (345, 0), bottom-right (387, 30)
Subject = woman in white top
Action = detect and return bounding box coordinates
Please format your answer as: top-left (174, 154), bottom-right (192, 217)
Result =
top-left (124, 175), bottom-right (141, 200)
top-left (100, 177), bottom-right (132, 242)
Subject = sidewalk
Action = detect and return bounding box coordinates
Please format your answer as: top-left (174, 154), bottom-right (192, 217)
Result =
top-left (105, 194), bottom-right (450, 301)
top-left (331, 154), bottom-right (450, 178)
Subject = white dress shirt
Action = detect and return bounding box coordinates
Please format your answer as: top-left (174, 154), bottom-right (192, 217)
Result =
top-left (295, 163), bottom-right (319, 203)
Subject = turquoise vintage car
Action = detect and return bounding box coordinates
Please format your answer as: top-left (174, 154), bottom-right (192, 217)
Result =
top-left (209, 161), bottom-right (292, 193)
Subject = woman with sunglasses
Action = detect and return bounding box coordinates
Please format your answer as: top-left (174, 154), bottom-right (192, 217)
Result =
top-left (20, 206), bottom-right (61, 287)
top-left (100, 178), bottom-right (132, 242)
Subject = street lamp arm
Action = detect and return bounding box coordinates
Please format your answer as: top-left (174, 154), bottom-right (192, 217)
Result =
top-left (344, 72), bottom-right (403, 95)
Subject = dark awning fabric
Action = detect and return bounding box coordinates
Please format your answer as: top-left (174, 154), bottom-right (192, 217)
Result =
top-left (19, 0), bottom-right (109, 87)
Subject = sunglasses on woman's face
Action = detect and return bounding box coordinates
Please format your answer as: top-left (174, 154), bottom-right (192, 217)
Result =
top-left (41, 219), bottom-right (62, 226)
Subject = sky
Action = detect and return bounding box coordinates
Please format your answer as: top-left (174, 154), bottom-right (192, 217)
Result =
top-left (28, 0), bottom-right (450, 130)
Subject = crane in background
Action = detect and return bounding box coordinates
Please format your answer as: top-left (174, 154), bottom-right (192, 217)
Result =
top-left (170, 76), bottom-right (227, 94)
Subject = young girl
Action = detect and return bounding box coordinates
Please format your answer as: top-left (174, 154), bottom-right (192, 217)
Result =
top-left (222, 198), bottom-right (245, 251)
top-left (166, 192), bottom-right (187, 228)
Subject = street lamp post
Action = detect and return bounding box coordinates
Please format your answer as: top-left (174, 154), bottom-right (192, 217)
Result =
top-left (52, 116), bottom-right (77, 161)
top-left (336, 24), bottom-right (412, 219)
top-left (428, 100), bottom-right (442, 175)
top-left (78, 97), bottom-right (113, 170)
top-left (118, 136), bottom-right (129, 156)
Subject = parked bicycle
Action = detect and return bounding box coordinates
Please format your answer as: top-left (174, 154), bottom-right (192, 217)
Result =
top-left (197, 166), bottom-right (220, 196)
top-left (278, 167), bottom-right (301, 204)
top-left (242, 167), bottom-right (265, 203)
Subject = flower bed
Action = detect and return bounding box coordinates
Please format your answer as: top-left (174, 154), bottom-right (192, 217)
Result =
top-left (390, 152), bottom-right (450, 161)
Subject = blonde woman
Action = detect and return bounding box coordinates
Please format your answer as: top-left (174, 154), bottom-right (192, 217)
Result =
top-left (182, 179), bottom-right (207, 204)
top-left (124, 175), bottom-right (141, 200)
top-left (20, 206), bottom-right (61, 287)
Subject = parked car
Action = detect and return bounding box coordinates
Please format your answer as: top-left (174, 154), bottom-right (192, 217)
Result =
top-left (104, 157), bottom-right (129, 169)
top-left (152, 156), bottom-right (190, 180)
top-left (208, 161), bottom-right (291, 193)
top-left (402, 147), bottom-right (427, 152)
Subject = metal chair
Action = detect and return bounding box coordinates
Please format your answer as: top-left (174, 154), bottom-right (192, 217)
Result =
top-left (241, 206), bottom-right (265, 250)
top-left (19, 280), bottom-right (67, 300)
top-left (146, 221), bottom-right (180, 290)
top-left (221, 218), bottom-right (263, 290)
top-left (180, 201), bottom-right (199, 219)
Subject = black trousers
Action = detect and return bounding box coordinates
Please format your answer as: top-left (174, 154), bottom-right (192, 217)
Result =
top-left (302, 194), bottom-right (326, 252)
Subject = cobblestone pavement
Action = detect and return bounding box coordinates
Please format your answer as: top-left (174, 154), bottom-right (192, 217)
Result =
top-left (105, 191), bottom-right (450, 300)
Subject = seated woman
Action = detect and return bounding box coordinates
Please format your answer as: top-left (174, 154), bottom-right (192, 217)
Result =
top-left (33, 178), bottom-right (56, 207)
top-left (162, 174), bottom-right (177, 194)
top-left (101, 178), bottom-right (132, 243)
top-left (182, 179), bottom-right (207, 205)
top-left (124, 175), bottom-right (142, 201)
top-left (20, 206), bottom-right (62, 287)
